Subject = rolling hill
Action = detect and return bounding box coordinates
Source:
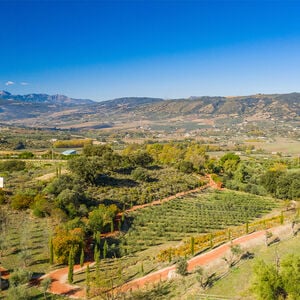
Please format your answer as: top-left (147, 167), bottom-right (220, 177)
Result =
top-left (0, 91), bottom-right (299, 129)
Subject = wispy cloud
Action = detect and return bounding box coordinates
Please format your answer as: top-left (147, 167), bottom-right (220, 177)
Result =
top-left (20, 82), bottom-right (29, 86)
top-left (5, 81), bottom-right (15, 86)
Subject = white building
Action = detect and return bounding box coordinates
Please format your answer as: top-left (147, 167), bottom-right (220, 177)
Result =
top-left (0, 177), bottom-right (4, 188)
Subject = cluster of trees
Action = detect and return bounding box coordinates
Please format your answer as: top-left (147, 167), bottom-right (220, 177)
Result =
top-left (50, 203), bottom-right (118, 264)
top-left (218, 155), bottom-right (300, 199)
top-left (252, 255), bottom-right (300, 299)
top-left (145, 142), bottom-right (209, 173)
top-left (53, 138), bottom-right (93, 148)
top-left (261, 169), bottom-right (300, 200)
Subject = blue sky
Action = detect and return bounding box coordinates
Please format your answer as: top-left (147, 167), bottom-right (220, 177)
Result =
top-left (1, 0), bottom-right (300, 101)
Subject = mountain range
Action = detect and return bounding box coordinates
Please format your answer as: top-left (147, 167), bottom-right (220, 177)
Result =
top-left (0, 90), bottom-right (299, 130)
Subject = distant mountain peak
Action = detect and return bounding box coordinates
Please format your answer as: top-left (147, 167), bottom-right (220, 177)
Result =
top-left (0, 90), bottom-right (11, 96)
top-left (0, 91), bottom-right (95, 105)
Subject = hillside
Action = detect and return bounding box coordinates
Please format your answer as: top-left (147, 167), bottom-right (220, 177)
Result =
top-left (0, 91), bottom-right (299, 129)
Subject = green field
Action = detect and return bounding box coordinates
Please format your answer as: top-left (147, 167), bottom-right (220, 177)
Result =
top-left (123, 190), bottom-right (277, 253)
top-left (202, 234), bottom-right (300, 299)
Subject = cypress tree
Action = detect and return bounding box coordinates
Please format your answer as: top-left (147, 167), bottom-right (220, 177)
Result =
top-left (68, 248), bottom-right (74, 283)
top-left (280, 211), bottom-right (284, 225)
top-left (94, 244), bottom-right (99, 262)
top-left (168, 249), bottom-right (172, 263)
top-left (95, 253), bottom-right (100, 286)
top-left (228, 229), bottom-right (231, 241)
top-left (86, 264), bottom-right (90, 299)
top-left (95, 231), bottom-right (101, 246)
top-left (103, 240), bottom-right (108, 259)
top-left (80, 247), bottom-right (84, 267)
top-left (49, 238), bottom-right (54, 265)
top-left (110, 221), bottom-right (114, 233)
top-left (210, 233), bottom-right (213, 248)
top-left (190, 236), bottom-right (195, 256)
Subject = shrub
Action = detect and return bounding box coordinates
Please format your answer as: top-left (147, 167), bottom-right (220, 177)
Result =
top-left (0, 160), bottom-right (26, 172)
top-left (131, 167), bottom-right (151, 182)
top-left (0, 189), bottom-right (8, 204)
top-left (176, 258), bottom-right (188, 276)
top-left (11, 192), bottom-right (35, 210)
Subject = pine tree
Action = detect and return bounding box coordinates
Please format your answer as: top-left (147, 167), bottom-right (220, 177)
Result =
top-left (80, 247), bottom-right (84, 267)
top-left (68, 248), bottom-right (74, 283)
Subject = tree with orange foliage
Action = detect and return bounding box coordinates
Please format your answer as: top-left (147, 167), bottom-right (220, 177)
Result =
top-left (52, 227), bottom-right (84, 264)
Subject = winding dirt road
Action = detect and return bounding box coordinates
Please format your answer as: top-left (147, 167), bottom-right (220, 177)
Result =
top-left (40, 176), bottom-right (230, 298)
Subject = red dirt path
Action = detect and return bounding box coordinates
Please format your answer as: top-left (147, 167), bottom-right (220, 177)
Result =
top-left (116, 230), bottom-right (266, 293)
top-left (42, 263), bottom-right (90, 299)
top-left (43, 223), bottom-right (289, 298)
top-left (43, 175), bottom-right (224, 298)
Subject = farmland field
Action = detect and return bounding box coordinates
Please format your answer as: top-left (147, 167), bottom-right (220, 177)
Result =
top-left (123, 190), bottom-right (277, 253)
top-left (73, 189), bottom-right (280, 293)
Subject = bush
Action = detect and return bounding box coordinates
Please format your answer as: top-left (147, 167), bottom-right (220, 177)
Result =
top-left (178, 161), bottom-right (194, 174)
top-left (0, 160), bottom-right (26, 172)
top-left (131, 167), bottom-right (151, 182)
top-left (18, 152), bottom-right (34, 159)
top-left (32, 194), bottom-right (51, 217)
top-left (176, 258), bottom-right (188, 276)
top-left (0, 189), bottom-right (8, 204)
top-left (9, 268), bottom-right (32, 287)
top-left (11, 192), bottom-right (35, 210)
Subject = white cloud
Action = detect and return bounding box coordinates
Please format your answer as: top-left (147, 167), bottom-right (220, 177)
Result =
top-left (20, 82), bottom-right (29, 86)
top-left (5, 81), bottom-right (15, 86)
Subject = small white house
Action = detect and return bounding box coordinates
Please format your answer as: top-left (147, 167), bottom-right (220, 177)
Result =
top-left (0, 177), bottom-right (4, 188)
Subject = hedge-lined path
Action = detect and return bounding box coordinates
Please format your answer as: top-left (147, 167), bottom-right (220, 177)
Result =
top-left (43, 224), bottom-right (291, 298)
top-left (116, 223), bottom-right (290, 294)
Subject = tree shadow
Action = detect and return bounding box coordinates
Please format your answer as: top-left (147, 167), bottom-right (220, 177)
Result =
top-left (96, 175), bottom-right (138, 188)
top-left (146, 165), bottom-right (162, 171)
top-left (30, 258), bottom-right (49, 266)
